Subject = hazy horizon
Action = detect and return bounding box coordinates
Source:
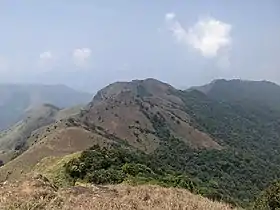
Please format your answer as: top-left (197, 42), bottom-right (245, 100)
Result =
top-left (0, 1), bottom-right (279, 92)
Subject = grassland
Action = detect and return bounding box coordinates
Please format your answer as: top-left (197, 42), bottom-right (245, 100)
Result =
top-left (0, 173), bottom-right (238, 210)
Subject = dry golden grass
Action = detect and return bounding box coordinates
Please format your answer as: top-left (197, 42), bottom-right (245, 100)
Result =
top-left (0, 126), bottom-right (112, 182)
top-left (0, 174), bottom-right (238, 210)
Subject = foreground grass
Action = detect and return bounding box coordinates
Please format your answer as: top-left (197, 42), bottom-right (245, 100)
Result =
top-left (0, 174), bottom-right (238, 210)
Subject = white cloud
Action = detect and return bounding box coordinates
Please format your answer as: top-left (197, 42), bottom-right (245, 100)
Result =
top-left (165, 13), bottom-right (232, 68)
top-left (73, 48), bottom-right (92, 68)
top-left (38, 51), bottom-right (57, 72)
top-left (165, 13), bottom-right (176, 21)
top-left (39, 51), bottom-right (53, 61)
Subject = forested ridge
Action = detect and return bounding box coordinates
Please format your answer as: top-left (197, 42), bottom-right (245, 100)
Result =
top-left (66, 80), bottom-right (280, 208)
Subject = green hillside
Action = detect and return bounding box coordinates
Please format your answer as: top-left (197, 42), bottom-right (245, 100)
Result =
top-left (78, 79), bottom-right (280, 207)
top-left (2, 78), bottom-right (280, 209)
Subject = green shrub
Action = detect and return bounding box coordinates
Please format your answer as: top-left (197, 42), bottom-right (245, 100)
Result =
top-left (253, 181), bottom-right (280, 210)
top-left (85, 168), bottom-right (125, 184)
top-left (64, 145), bottom-right (198, 193)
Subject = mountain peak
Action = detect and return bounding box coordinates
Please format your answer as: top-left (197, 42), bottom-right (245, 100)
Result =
top-left (190, 78), bottom-right (280, 113)
top-left (91, 78), bottom-right (175, 105)
top-left (83, 78), bottom-right (220, 153)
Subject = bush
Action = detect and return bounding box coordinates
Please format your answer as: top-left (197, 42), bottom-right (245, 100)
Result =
top-left (253, 181), bottom-right (280, 210)
top-left (64, 145), bottom-right (198, 193)
top-left (122, 163), bottom-right (153, 177)
top-left (85, 168), bottom-right (125, 184)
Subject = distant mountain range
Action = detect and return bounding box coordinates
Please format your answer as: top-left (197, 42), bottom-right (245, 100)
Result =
top-left (0, 84), bottom-right (92, 130)
top-left (1, 78), bottom-right (280, 208)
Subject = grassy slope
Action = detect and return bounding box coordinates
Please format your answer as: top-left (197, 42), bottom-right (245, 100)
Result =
top-left (55, 105), bottom-right (84, 121)
top-left (0, 126), bottom-right (111, 182)
top-left (0, 174), bottom-right (238, 210)
top-left (34, 152), bottom-right (81, 187)
top-left (83, 79), bottom-right (221, 153)
top-left (0, 104), bottom-right (84, 164)
top-left (0, 104), bottom-right (59, 151)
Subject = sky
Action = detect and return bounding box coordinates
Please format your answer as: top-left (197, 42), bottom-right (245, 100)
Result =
top-left (0, 1), bottom-right (280, 92)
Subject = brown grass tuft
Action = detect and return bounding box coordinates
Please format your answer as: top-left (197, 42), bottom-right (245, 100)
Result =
top-left (0, 174), bottom-right (238, 210)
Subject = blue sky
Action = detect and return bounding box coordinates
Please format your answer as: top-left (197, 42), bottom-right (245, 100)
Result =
top-left (0, 1), bottom-right (279, 92)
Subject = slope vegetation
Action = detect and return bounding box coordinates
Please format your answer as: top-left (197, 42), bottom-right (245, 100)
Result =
top-left (78, 78), bottom-right (280, 206)
top-left (0, 122), bottom-right (114, 182)
top-left (2, 78), bottom-right (280, 208)
top-left (0, 104), bottom-right (59, 151)
top-left (0, 104), bottom-right (86, 164)
top-left (82, 78), bottom-right (220, 152)
top-left (0, 174), bottom-right (237, 210)
top-left (191, 79), bottom-right (280, 112)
